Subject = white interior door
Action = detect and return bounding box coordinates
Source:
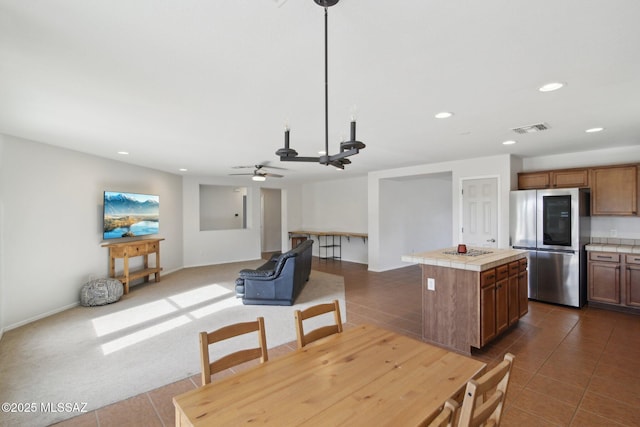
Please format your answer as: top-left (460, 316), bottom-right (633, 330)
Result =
top-left (461, 177), bottom-right (498, 248)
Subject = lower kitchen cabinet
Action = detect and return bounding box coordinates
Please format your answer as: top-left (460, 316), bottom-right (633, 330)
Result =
top-left (625, 256), bottom-right (640, 307)
top-left (421, 253), bottom-right (528, 354)
top-left (518, 258), bottom-right (529, 317)
top-left (508, 261), bottom-right (520, 326)
top-left (589, 253), bottom-right (621, 304)
top-left (588, 251), bottom-right (640, 313)
top-left (495, 265), bottom-right (509, 335)
top-left (480, 261), bottom-right (524, 347)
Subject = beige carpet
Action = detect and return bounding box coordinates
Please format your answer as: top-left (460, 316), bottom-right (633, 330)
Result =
top-left (0, 261), bottom-right (346, 427)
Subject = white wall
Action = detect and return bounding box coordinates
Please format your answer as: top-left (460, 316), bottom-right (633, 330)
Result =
top-left (182, 176), bottom-right (303, 266)
top-left (378, 173), bottom-right (453, 270)
top-left (0, 135), bottom-right (183, 329)
top-left (522, 146), bottom-right (640, 239)
top-left (0, 135), bottom-right (5, 338)
top-left (199, 184), bottom-right (246, 230)
top-left (369, 155), bottom-right (513, 272)
top-left (261, 188), bottom-right (282, 252)
top-left (300, 176), bottom-right (368, 264)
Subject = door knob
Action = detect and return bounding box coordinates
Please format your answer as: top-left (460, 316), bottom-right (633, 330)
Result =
top-left (487, 238), bottom-right (496, 242)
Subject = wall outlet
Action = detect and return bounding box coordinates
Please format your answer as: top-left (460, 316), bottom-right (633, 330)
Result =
top-left (427, 278), bottom-right (435, 291)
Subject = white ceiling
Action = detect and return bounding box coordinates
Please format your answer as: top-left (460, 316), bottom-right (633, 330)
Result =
top-left (1, 0), bottom-right (640, 182)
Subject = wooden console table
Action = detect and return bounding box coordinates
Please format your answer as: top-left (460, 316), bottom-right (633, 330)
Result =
top-left (101, 238), bottom-right (164, 294)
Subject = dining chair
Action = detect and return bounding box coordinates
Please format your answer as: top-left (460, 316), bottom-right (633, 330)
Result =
top-left (199, 317), bottom-right (268, 385)
top-left (423, 398), bottom-right (459, 427)
top-left (294, 299), bottom-right (343, 349)
top-left (457, 353), bottom-right (515, 427)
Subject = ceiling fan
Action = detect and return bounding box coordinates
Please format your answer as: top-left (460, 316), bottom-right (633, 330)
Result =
top-left (230, 164), bottom-right (285, 181)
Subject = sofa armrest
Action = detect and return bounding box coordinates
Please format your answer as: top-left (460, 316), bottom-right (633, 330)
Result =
top-left (238, 268), bottom-right (276, 280)
top-left (268, 252), bottom-right (282, 262)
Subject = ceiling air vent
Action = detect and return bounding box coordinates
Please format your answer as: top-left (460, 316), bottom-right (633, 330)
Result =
top-left (511, 123), bottom-right (550, 134)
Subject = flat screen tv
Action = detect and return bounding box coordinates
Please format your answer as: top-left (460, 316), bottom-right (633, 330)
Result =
top-left (103, 191), bottom-right (159, 240)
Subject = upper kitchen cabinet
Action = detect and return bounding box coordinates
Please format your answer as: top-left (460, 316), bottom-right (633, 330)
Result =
top-left (518, 168), bottom-right (589, 190)
top-left (591, 165), bottom-right (638, 216)
top-left (518, 171), bottom-right (550, 189)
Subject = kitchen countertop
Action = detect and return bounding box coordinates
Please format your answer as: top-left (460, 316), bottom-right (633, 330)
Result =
top-left (402, 247), bottom-right (527, 272)
top-left (586, 244), bottom-right (640, 254)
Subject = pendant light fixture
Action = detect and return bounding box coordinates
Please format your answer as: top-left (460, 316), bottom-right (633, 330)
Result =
top-left (275, 0), bottom-right (365, 170)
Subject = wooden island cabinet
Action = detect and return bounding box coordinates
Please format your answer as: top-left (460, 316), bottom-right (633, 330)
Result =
top-left (402, 248), bottom-right (528, 354)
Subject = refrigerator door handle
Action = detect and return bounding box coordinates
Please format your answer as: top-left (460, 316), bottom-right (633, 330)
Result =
top-left (536, 248), bottom-right (576, 255)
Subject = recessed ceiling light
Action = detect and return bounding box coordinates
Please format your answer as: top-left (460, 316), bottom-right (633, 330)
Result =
top-left (435, 112), bottom-right (453, 119)
top-left (585, 127), bottom-right (604, 133)
top-left (538, 82), bottom-right (565, 92)
top-left (502, 140), bottom-right (517, 145)
top-left (117, 151), bottom-right (129, 155)
top-left (179, 168), bottom-right (188, 172)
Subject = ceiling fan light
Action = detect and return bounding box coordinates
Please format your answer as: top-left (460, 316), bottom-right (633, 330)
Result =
top-left (252, 175), bottom-right (266, 181)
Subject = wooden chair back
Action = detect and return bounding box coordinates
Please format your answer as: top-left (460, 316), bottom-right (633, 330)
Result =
top-left (457, 353), bottom-right (515, 427)
top-left (424, 398), bottom-right (459, 427)
top-left (199, 317), bottom-right (268, 385)
top-left (294, 300), bottom-right (343, 349)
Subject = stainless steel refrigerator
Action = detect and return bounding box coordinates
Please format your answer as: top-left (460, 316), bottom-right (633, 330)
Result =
top-left (509, 188), bottom-right (590, 307)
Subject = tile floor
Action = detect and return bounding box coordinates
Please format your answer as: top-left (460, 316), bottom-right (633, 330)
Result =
top-left (55, 257), bottom-right (640, 426)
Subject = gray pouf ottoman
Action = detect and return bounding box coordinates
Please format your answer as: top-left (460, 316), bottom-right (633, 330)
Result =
top-left (80, 278), bottom-right (124, 307)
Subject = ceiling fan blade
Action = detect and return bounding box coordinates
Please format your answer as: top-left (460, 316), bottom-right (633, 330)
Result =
top-left (259, 165), bottom-right (288, 171)
top-left (229, 173), bottom-right (254, 176)
top-left (264, 173), bottom-right (284, 178)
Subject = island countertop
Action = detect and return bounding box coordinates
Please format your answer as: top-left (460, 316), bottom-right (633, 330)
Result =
top-left (402, 247), bottom-right (528, 272)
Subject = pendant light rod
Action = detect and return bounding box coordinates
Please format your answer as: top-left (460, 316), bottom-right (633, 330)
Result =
top-left (323, 5), bottom-right (329, 162)
top-left (275, 0), bottom-right (365, 170)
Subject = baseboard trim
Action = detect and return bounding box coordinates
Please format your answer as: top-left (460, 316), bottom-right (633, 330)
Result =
top-left (5, 268), bottom-right (186, 332)
top-left (5, 301), bottom-right (79, 332)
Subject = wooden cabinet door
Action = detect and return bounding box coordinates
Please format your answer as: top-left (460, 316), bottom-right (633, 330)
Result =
top-left (507, 275), bottom-right (519, 326)
top-left (480, 283), bottom-right (496, 346)
top-left (495, 278), bottom-right (509, 334)
top-left (518, 259), bottom-right (529, 317)
top-left (518, 270), bottom-right (529, 317)
top-left (480, 269), bottom-right (497, 346)
top-left (518, 172), bottom-right (550, 190)
top-left (588, 261), bottom-right (621, 304)
top-left (625, 263), bottom-right (640, 307)
top-left (551, 169), bottom-right (589, 188)
top-left (591, 165), bottom-right (638, 216)
top-left (507, 261), bottom-right (520, 326)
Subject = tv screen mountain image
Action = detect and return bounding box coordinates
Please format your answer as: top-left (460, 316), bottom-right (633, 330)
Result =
top-left (103, 191), bottom-right (159, 239)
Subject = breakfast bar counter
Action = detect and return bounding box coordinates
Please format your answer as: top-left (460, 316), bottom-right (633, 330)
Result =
top-left (403, 247), bottom-right (528, 354)
top-left (401, 247), bottom-right (527, 271)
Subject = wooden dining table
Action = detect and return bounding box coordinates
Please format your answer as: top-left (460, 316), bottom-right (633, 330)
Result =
top-left (173, 324), bottom-right (486, 426)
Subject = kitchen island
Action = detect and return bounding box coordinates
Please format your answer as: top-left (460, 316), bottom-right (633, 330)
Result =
top-left (402, 247), bottom-right (528, 354)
